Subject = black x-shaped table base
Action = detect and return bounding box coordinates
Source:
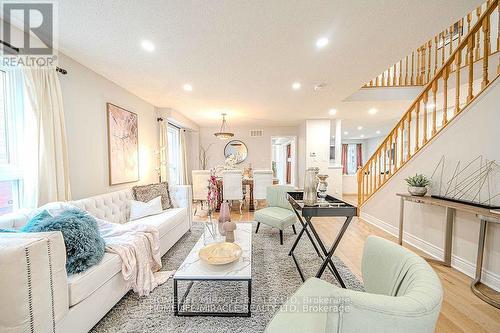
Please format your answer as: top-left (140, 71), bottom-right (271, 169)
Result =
top-left (288, 206), bottom-right (353, 288)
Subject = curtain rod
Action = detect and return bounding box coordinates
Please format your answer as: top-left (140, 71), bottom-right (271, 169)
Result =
top-left (1, 39), bottom-right (68, 75)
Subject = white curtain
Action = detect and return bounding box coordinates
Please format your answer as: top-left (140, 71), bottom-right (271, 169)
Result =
top-left (158, 120), bottom-right (169, 183)
top-left (179, 129), bottom-right (189, 185)
top-left (22, 67), bottom-right (71, 206)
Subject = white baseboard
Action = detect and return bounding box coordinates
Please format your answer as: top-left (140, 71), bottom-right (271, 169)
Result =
top-left (360, 212), bottom-right (500, 292)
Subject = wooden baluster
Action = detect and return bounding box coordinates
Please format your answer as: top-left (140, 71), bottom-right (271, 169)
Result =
top-left (468, 36), bottom-right (475, 102)
top-left (378, 151), bottom-right (382, 185)
top-left (467, 13), bottom-right (472, 35)
top-left (421, 45), bottom-right (426, 84)
top-left (382, 70), bottom-right (386, 87)
top-left (427, 40), bottom-right (432, 82)
top-left (357, 168), bottom-right (362, 207)
top-left (411, 51), bottom-right (415, 85)
top-left (376, 74), bottom-right (380, 86)
top-left (432, 81), bottom-right (438, 135)
top-left (475, 7), bottom-right (482, 60)
top-left (455, 50), bottom-right (462, 114)
top-left (365, 170), bottom-right (368, 200)
top-left (458, 18), bottom-right (464, 45)
top-left (415, 103), bottom-right (420, 151)
top-left (406, 112), bottom-right (411, 161)
top-left (382, 142), bottom-right (387, 182)
top-left (405, 55), bottom-right (409, 85)
top-left (416, 48), bottom-right (420, 84)
top-left (391, 64), bottom-right (396, 86)
top-left (482, 15), bottom-right (490, 89)
top-left (434, 35), bottom-right (438, 75)
top-left (394, 130), bottom-right (399, 170)
top-left (422, 92), bottom-right (428, 144)
top-left (449, 25), bottom-right (454, 56)
top-left (388, 135), bottom-right (393, 175)
top-left (497, 3), bottom-right (500, 74)
top-left (440, 32), bottom-right (445, 66)
top-left (443, 66), bottom-right (449, 125)
top-left (399, 59), bottom-right (403, 86)
top-left (399, 122), bottom-right (404, 164)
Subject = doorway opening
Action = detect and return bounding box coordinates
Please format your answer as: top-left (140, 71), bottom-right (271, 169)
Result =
top-left (271, 136), bottom-right (297, 186)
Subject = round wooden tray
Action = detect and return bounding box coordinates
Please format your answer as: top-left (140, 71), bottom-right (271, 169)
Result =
top-left (199, 242), bottom-right (242, 265)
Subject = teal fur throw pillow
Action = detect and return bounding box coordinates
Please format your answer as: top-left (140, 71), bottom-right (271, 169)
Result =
top-left (23, 209), bottom-right (105, 275)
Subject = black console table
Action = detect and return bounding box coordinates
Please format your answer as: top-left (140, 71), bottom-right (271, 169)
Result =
top-left (287, 192), bottom-right (357, 288)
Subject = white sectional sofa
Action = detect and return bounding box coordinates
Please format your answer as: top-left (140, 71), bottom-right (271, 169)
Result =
top-left (0, 185), bottom-right (192, 333)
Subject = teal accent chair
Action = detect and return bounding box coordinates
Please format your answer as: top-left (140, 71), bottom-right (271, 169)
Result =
top-left (265, 236), bottom-right (443, 333)
top-left (254, 185), bottom-right (297, 245)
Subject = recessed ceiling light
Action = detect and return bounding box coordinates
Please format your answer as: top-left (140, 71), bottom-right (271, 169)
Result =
top-left (376, 130), bottom-right (381, 135)
top-left (357, 126), bottom-right (363, 130)
top-left (329, 108), bottom-right (337, 116)
top-left (360, 134), bottom-right (365, 138)
top-left (344, 131), bottom-right (349, 135)
top-left (141, 40), bottom-right (155, 52)
top-left (369, 108), bottom-right (378, 115)
top-left (183, 83), bottom-right (193, 91)
top-left (316, 37), bottom-right (329, 49)
top-left (292, 82), bottom-right (301, 90)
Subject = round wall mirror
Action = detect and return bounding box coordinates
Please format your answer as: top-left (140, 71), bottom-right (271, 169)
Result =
top-left (224, 140), bottom-right (248, 163)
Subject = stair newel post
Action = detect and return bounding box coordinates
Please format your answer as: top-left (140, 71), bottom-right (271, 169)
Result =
top-left (422, 92), bottom-right (428, 144)
top-left (467, 36), bottom-right (475, 102)
top-left (406, 112), bottom-right (411, 162)
top-left (415, 103), bottom-right (420, 151)
top-left (481, 15), bottom-right (490, 89)
top-left (443, 66), bottom-right (449, 125)
top-left (432, 81), bottom-right (438, 135)
top-left (357, 167), bottom-right (362, 208)
top-left (427, 40), bottom-right (432, 83)
top-left (475, 6), bottom-right (482, 60)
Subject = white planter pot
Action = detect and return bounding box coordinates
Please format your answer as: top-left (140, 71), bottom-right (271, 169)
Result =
top-left (408, 186), bottom-right (427, 196)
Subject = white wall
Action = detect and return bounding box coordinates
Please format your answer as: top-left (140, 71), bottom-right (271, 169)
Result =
top-left (198, 125), bottom-right (298, 171)
top-left (362, 80), bottom-right (500, 290)
top-left (58, 54), bottom-right (160, 199)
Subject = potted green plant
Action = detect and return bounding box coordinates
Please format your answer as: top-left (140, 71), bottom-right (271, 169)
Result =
top-left (404, 174), bottom-right (430, 196)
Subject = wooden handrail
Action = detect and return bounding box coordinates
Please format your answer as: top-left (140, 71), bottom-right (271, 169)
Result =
top-left (363, 1), bottom-right (494, 88)
top-left (358, 0), bottom-right (500, 208)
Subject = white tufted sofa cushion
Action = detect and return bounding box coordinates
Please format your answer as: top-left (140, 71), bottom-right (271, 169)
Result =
top-left (70, 190), bottom-right (134, 224)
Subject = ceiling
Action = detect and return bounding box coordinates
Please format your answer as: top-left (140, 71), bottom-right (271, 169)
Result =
top-left (46, 0), bottom-right (482, 127)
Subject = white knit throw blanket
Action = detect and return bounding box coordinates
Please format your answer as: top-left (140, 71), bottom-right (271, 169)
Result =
top-left (95, 218), bottom-right (174, 296)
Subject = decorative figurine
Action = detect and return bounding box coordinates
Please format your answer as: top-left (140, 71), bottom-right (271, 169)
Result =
top-left (317, 174), bottom-right (329, 205)
top-left (223, 221), bottom-right (237, 242)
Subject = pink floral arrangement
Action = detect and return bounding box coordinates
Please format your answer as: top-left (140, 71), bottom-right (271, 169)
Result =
top-left (207, 168), bottom-right (219, 214)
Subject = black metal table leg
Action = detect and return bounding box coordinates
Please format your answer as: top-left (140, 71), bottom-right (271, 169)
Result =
top-left (315, 216), bottom-right (353, 288)
top-left (289, 208), bottom-right (321, 257)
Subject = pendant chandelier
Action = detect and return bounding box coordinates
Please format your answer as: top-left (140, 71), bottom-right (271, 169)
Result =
top-left (214, 113), bottom-right (234, 139)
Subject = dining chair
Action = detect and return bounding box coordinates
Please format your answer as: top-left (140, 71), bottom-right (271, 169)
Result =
top-left (191, 170), bottom-right (211, 215)
top-left (222, 170), bottom-right (244, 214)
top-left (253, 170), bottom-right (273, 209)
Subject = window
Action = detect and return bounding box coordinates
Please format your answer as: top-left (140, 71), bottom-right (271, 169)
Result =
top-left (167, 124), bottom-right (181, 185)
top-left (0, 70), bottom-right (22, 215)
top-left (346, 144), bottom-right (358, 175)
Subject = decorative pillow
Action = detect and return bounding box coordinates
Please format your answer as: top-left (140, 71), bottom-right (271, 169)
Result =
top-left (130, 196), bottom-right (163, 220)
top-left (133, 182), bottom-right (172, 210)
top-left (22, 209), bottom-right (106, 275)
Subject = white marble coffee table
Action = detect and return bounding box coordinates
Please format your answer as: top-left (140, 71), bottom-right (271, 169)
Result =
top-left (173, 223), bottom-right (252, 317)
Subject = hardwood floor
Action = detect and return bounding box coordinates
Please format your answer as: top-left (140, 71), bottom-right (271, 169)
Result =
top-left (192, 202), bottom-right (500, 333)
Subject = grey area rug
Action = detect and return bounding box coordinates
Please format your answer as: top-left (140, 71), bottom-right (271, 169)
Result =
top-left (91, 222), bottom-right (363, 333)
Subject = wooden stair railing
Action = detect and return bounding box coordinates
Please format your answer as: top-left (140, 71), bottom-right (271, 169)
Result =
top-left (363, 0), bottom-right (497, 88)
top-left (358, 0), bottom-right (500, 208)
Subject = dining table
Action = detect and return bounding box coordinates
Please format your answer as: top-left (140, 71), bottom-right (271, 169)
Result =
top-left (216, 177), bottom-right (279, 211)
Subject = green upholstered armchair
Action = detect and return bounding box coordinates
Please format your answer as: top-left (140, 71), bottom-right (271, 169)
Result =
top-left (254, 185), bottom-right (297, 245)
top-left (265, 236), bottom-right (443, 333)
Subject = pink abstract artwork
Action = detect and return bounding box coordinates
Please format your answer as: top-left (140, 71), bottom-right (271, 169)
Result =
top-left (107, 103), bottom-right (139, 185)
